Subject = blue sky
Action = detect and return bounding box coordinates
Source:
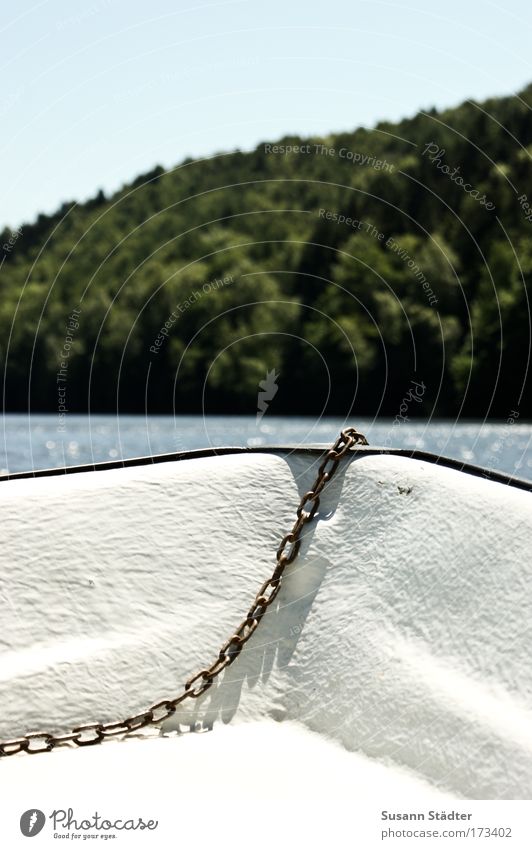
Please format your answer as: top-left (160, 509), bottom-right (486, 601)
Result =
top-left (2, 0), bottom-right (532, 227)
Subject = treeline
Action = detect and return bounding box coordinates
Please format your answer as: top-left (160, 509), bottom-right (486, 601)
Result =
top-left (2, 84), bottom-right (532, 418)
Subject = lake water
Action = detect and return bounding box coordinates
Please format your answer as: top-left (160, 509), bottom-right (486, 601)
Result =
top-left (1, 414), bottom-right (531, 481)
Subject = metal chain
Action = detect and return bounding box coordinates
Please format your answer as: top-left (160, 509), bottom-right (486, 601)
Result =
top-left (0, 426), bottom-right (368, 757)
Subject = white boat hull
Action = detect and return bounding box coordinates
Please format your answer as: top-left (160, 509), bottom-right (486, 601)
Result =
top-left (0, 448), bottom-right (530, 799)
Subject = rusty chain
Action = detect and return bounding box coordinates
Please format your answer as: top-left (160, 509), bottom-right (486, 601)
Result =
top-left (0, 426), bottom-right (368, 757)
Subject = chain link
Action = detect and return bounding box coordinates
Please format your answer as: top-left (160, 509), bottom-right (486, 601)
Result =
top-left (0, 426), bottom-right (368, 757)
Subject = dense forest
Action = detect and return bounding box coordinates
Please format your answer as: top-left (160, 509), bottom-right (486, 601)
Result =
top-left (2, 84), bottom-right (532, 418)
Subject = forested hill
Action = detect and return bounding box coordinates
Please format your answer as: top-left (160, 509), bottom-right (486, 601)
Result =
top-left (2, 84), bottom-right (532, 418)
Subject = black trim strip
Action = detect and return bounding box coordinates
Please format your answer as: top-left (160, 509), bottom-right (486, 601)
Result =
top-left (0, 445), bottom-right (531, 493)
